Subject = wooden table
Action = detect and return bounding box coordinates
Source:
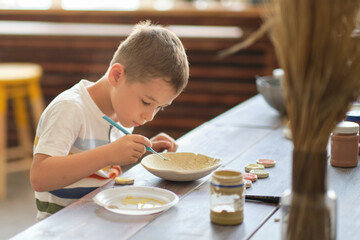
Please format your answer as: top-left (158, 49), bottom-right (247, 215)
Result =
top-left (12, 95), bottom-right (360, 239)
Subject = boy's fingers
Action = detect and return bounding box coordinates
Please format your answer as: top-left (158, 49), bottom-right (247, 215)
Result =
top-left (151, 132), bottom-right (175, 142)
top-left (134, 145), bottom-right (147, 155)
top-left (131, 134), bottom-right (152, 148)
top-left (168, 141), bottom-right (178, 152)
top-left (153, 140), bottom-right (178, 152)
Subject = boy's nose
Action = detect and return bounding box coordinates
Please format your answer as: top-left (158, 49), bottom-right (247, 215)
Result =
top-left (142, 108), bottom-right (157, 122)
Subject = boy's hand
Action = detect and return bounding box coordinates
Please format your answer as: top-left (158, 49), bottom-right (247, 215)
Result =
top-left (108, 134), bottom-right (151, 165)
top-left (150, 133), bottom-right (178, 152)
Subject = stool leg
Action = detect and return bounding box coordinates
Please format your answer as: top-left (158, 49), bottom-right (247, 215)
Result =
top-left (14, 95), bottom-right (33, 156)
top-left (0, 87), bottom-right (7, 200)
top-left (28, 82), bottom-right (44, 129)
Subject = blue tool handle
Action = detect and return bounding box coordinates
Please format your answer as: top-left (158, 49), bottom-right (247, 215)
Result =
top-left (146, 146), bottom-right (155, 153)
top-left (103, 116), bottom-right (130, 134)
top-left (103, 115), bottom-right (153, 152)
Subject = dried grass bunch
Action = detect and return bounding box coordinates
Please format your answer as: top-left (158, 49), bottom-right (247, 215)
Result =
top-left (267, 0), bottom-right (360, 239)
top-left (269, 0), bottom-right (360, 150)
top-left (220, 0), bottom-right (360, 239)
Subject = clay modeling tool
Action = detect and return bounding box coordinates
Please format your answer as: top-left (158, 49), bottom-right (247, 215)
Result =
top-left (245, 195), bottom-right (280, 204)
top-left (103, 116), bottom-right (169, 161)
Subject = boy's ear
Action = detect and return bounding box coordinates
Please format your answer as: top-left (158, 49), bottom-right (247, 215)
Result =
top-left (108, 63), bottom-right (125, 86)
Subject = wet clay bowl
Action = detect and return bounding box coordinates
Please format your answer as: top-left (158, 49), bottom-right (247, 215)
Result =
top-left (141, 152), bottom-right (222, 182)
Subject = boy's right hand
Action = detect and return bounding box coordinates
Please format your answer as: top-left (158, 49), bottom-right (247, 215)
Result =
top-left (106, 134), bottom-right (151, 166)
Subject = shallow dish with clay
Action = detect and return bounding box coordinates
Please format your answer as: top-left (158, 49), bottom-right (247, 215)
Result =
top-left (93, 186), bottom-right (178, 215)
top-left (141, 152), bottom-right (221, 182)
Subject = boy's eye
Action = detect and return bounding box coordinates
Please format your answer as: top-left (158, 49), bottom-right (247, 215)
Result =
top-left (142, 100), bottom-right (150, 106)
top-left (142, 99), bottom-right (166, 111)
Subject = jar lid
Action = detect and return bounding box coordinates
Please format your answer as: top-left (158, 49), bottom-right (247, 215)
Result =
top-left (211, 170), bottom-right (243, 184)
top-left (349, 102), bottom-right (360, 111)
top-left (346, 110), bottom-right (360, 121)
top-left (333, 121), bottom-right (359, 134)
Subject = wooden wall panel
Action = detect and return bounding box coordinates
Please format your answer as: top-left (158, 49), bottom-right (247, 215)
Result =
top-left (0, 8), bottom-right (278, 146)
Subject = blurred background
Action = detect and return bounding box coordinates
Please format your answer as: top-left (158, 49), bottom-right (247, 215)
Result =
top-left (0, 0), bottom-right (278, 239)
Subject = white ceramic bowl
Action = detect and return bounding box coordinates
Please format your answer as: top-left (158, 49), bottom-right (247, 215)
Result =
top-left (256, 76), bottom-right (286, 115)
top-left (141, 152), bottom-right (221, 182)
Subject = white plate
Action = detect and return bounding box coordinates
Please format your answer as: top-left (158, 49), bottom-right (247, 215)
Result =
top-left (93, 186), bottom-right (179, 215)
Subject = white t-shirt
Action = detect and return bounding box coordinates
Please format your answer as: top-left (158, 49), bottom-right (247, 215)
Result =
top-left (33, 79), bottom-right (132, 221)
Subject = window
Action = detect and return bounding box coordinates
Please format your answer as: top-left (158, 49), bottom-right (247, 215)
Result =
top-left (62, 0), bottom-right (140, 11)
top-left (0, 0), bottom-right (249, 11)
top-left (0, 0), bottom-right (52, 9)
top-left (0, 0), bottom-right (141, 10)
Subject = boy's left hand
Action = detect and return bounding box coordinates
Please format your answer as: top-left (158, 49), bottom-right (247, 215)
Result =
top-left (150, 133), bottom-right (178, 152)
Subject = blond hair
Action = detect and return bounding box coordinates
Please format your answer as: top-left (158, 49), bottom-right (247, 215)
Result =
top-left (110, 20), bottom-right (189, 93)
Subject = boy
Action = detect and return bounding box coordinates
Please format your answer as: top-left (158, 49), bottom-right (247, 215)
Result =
top-left (30, 20), bottom-right (189, 221)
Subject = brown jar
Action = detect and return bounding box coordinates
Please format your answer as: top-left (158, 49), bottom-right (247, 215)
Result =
top-left (330, 121), bottom-right (359, 167)
top-left (345, 110), bottom-right (360, 154)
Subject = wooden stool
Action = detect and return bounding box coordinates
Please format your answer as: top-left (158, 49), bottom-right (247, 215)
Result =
top-left (0, 63), bottom-right (44, 200)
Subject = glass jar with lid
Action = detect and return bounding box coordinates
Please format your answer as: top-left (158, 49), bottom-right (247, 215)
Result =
top-left (210, 170), bottom-right (245, 225)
